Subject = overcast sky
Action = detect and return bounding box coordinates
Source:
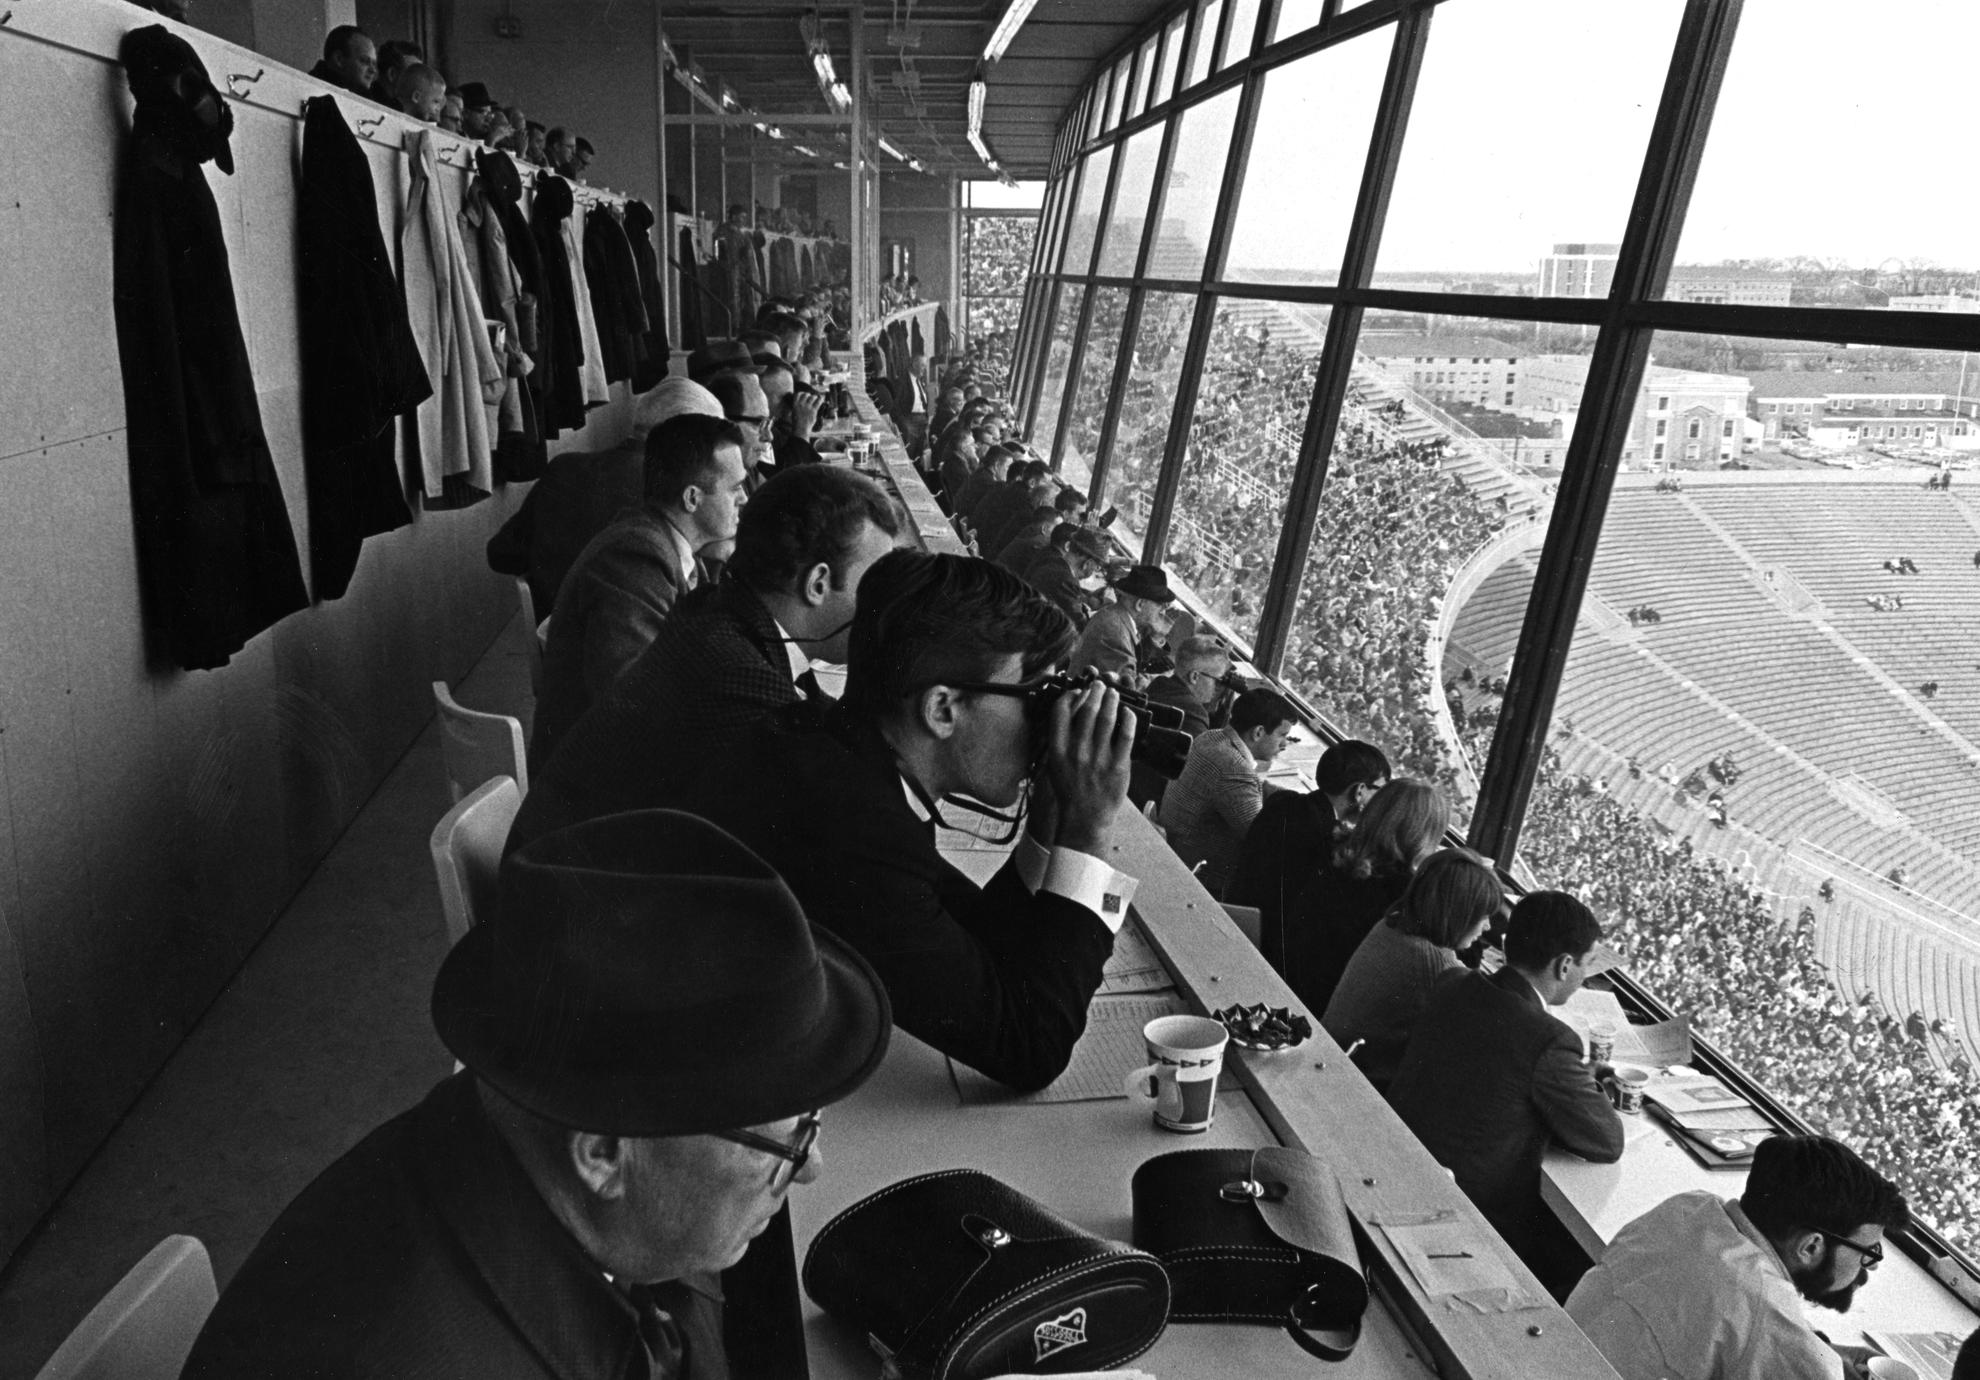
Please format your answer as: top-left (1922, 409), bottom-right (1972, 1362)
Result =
top-left (1218, 0), bottom-right (1976, 277)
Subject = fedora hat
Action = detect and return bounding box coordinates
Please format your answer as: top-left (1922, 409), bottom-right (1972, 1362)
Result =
top-left (455, 81), bottom-right (498, 111)
top-left (1110, 564), bottom-right (1175, 604)
top-left (687, 339), bottom-right (763, 382)
top-left (432, 810), bottom-right (890, 1136)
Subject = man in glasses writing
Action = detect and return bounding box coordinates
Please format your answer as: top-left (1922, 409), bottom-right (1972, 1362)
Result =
top-left (1567, 1133), bottom-right (1909, 1380)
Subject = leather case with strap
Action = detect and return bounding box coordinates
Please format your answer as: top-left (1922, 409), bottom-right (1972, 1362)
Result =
top-left (1130, 1146), bottom-right (1369, 1362)
top-left (802, 1167), bottom-right (1171, 1379)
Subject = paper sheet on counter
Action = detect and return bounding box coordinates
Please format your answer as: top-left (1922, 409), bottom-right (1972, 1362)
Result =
top-left (1378, 1220), bottom-right (1545, 1313)
top-left (1558, 988), bottom-right (1693, 1066)
top-left (1099, 920), bottom-right (1174, 996)
top-left (949, 992), bottom-right (1188, 1105)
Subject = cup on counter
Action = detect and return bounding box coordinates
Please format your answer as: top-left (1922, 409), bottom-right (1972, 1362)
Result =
top-left (1587, 1021), bottom-right (1617, 1066)
top-left (1124, 1015), bottom-right (1228, 1133)
top-left (1867, 1358), bottom-right (1919, 1380)
top-left (1606, 1066), bottom-right (1649, 1114)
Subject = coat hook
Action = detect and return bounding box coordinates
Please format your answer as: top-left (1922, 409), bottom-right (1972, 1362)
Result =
top-left (356, 114), bottom-right (385, 135)
top-left (227, 68), bottom-right (265, 96)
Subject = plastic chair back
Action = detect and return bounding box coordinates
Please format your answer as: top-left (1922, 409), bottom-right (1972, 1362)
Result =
top-left (515, 578), bottom-right (546, 697)
top-left (1222, 903), bottom-right (1263, 948)
top-left (432, 681), bottom-right (527, 802)
top-left (34, 1235), bottom-right (216, 1380)
top-left (429, 775), bottom-right (522, 946)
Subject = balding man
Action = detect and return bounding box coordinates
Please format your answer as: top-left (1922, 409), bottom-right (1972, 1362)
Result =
top-left (310, 26), bottom-right (376, 96)
top-left (486, 376), bottom-right (723, 613)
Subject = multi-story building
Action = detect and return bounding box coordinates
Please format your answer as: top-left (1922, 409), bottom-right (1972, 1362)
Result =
top-left (1537, 242), bottom-right (1619, 298)
top-left (1664, 264), bottom-right (1795, 306)
top-left (1517, 356), bottom-right (1751, 468)
top-left (1362, 335), bottom-right (1524, 409)
top-left (1887, 294), bottom-right (1980, 313)
top-left (1746, 370), bottom-right (1980, 447)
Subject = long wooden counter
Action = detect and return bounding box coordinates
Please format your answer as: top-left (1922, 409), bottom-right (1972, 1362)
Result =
top-left (803, 397), bottom-right (1623, 1378)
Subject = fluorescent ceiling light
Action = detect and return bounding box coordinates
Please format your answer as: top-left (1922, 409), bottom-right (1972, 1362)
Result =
top-left (828, 80), bottom-right (852, 111)
top-left (967, 79), bottom-right (987, 136)
top-left (877, 136), bottom-right (906, 162)
top-left (812, 51), bottom-right (837, 85)
top-left (982, 0), bottom-right (1039, 64)
top-left (793, 145), bottom-right (819, 157)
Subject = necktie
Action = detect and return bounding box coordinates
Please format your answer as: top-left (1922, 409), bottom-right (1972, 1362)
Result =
top-left (795, 668), bottom-right (827, 701)
top-left (628, 1281), bottom-right (691, 1379)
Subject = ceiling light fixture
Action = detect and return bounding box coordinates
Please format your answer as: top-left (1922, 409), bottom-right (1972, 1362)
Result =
top-left (967, 78), bottom-right (987, 136)
top-left (982, 0), bottom-right (1040, 64)
top-left (877, 136), bottom-right (906, 162)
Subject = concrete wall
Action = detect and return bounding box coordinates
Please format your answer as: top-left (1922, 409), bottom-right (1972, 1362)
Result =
top-left (443, 0), bottom-right (661, 211)
top-left (0, 0), bottom-right (635, 1268)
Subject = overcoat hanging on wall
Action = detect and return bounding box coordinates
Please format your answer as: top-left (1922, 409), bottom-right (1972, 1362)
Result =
top-left (112, 27), bottom-right (308, 670)
top-left (581, 207), bottom-right (643, 386)
top-left (621, 201), bottom-right (671, 391)
top-left (528, 175), bottom-right (588, 438)
top-left (296, 95), bottom-right (430, 600)
top-left (402, 127), bottom-right (504, 509)
top-left (461, 150), bottom-right (546, 483)
top-left (563, 198), bottom-right (612, 406)
top-left (677, 222), bottom-right (707, 349)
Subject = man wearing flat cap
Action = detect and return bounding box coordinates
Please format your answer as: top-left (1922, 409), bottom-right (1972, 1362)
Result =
top-left (1073, 564), bottom-right (1178, 691)
top-left (181, 810), bottom-right (890, 1379)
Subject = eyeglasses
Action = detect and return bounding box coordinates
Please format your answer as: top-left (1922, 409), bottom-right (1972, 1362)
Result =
top-left (1811, 1228), bottom-right (1884, 1269)
top-left (715, 1112), bottom-right (821, 1189)
top-left (733, 415), bottom-right (773, 439)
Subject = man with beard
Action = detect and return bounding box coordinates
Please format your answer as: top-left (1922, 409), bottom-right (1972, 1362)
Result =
top-left (1567, 1134), bottom-right (1908, 1380)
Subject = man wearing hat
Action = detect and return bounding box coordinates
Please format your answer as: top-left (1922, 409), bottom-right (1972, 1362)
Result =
top-left (687, 339), bottom-right (763, 384)
top-left (180, 810), bottom-right (891, 1379)
top-left (1022, 522), bottom-right (1111, 625)
top-left (487, 376), bottom-right (724, 614)
top-left (456, 81), bottom-right (501, 140)
top-left (1074, 564), bottom-right (1178, 691)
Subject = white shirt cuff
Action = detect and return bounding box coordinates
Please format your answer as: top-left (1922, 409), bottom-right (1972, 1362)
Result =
top-left (1014, 836), bottom-right (1138, 933)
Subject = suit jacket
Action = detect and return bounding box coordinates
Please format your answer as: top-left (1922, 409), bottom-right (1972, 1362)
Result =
top-left (953, 465), bottom-right (1002, 525)
top-left (180, 1070), bottom-right (803, 1379)
top-left (517, 579), bottom-right (803, 843)
top-left (976, 490), bottom-right (1048, 562)
top-left (1387, 968), bottom-right (1625, 1263)
top-left (994, 524), bottom-right (1053, 574)
top-left (485, 443), bottom-right (645, 612)
top-left (1230, 789), bottom-right (1340, 972)
top-left (1021, 546), bottom-right (1091, 625)
top-left (532, 511), bottom-right (695, 771)
top-left (1159, 727), bottom-right (1265, 896)
top-left (1072, 604), bottom-right (1145, 684)
top-left (1282, 863), bottom-right (1410, 1014)
top-left (940, 448), bottom-right (977, 513)
top-left (603, 699), bottom-right (1116, 1092)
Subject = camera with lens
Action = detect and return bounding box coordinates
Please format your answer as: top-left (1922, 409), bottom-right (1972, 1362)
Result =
top-left (1022, 670), bottom-right (1193, 772)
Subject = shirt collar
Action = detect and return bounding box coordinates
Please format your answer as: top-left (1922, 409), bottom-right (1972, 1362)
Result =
top-left (658, 516), bottom-right (698, 587)
top-left (769, 616), bottom-right (812, 684)
top-left (1726, 1198), bottom-right (1800, 1289)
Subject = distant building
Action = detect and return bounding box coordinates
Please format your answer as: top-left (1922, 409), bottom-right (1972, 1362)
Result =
top-left (1517, 355), bottom-right (1750, 468)
top-left (1887, 294), bottom-right (1980, 313)
top-left (1745, 370), bottom-right (1980, 448)
top-left (1363, 335), bottom-right (1524, 409)
top-left (1664, 265), bottom-right (1794, 307)
top-left (1538, 242), bottom-right (1619, 298)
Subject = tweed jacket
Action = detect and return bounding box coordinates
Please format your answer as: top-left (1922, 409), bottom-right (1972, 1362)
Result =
top-left (516, 579), bottom-right (803, 844)
top-left (532, 512), bottom-right (698, 771)
top-left (1072, 603), bottom-right (1146, 685)
top-left (1159, 727), bottom-right (1265, 896)
top-left (485, 443), bottom-right (645, 613)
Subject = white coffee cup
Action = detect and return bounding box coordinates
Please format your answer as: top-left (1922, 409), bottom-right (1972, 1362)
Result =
top-left (1124, 1014), bottom-right (1229, 1133)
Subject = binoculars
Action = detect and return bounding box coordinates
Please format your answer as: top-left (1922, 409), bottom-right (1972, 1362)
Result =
top-left (1022, 671), bottom-right (1192, 767)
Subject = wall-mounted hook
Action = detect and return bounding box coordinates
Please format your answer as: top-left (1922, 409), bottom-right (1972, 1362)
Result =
top-left (0, 12), bottom-right (14, 27)
top-left (356, 114), bottom-right (385, 136)
top-left (227, 68), bottom-right (265, 97)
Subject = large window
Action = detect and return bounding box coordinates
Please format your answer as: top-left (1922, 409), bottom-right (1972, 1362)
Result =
top-left (1019, 0), bottom-right (1980, 1289)
top-left (1057, 286), bottom-right (1131, 492)
top-left (1281, 313), bottom-right (1565, 823)
top-left (1509, 333), bottom-right (1980, 1259)
top-left (1099, 291), bottom-right (1201, 550)
top-left (1221, 25), bottom-right (1390, 286)
top-left (1167, 299), bottom-right (1321, 650)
